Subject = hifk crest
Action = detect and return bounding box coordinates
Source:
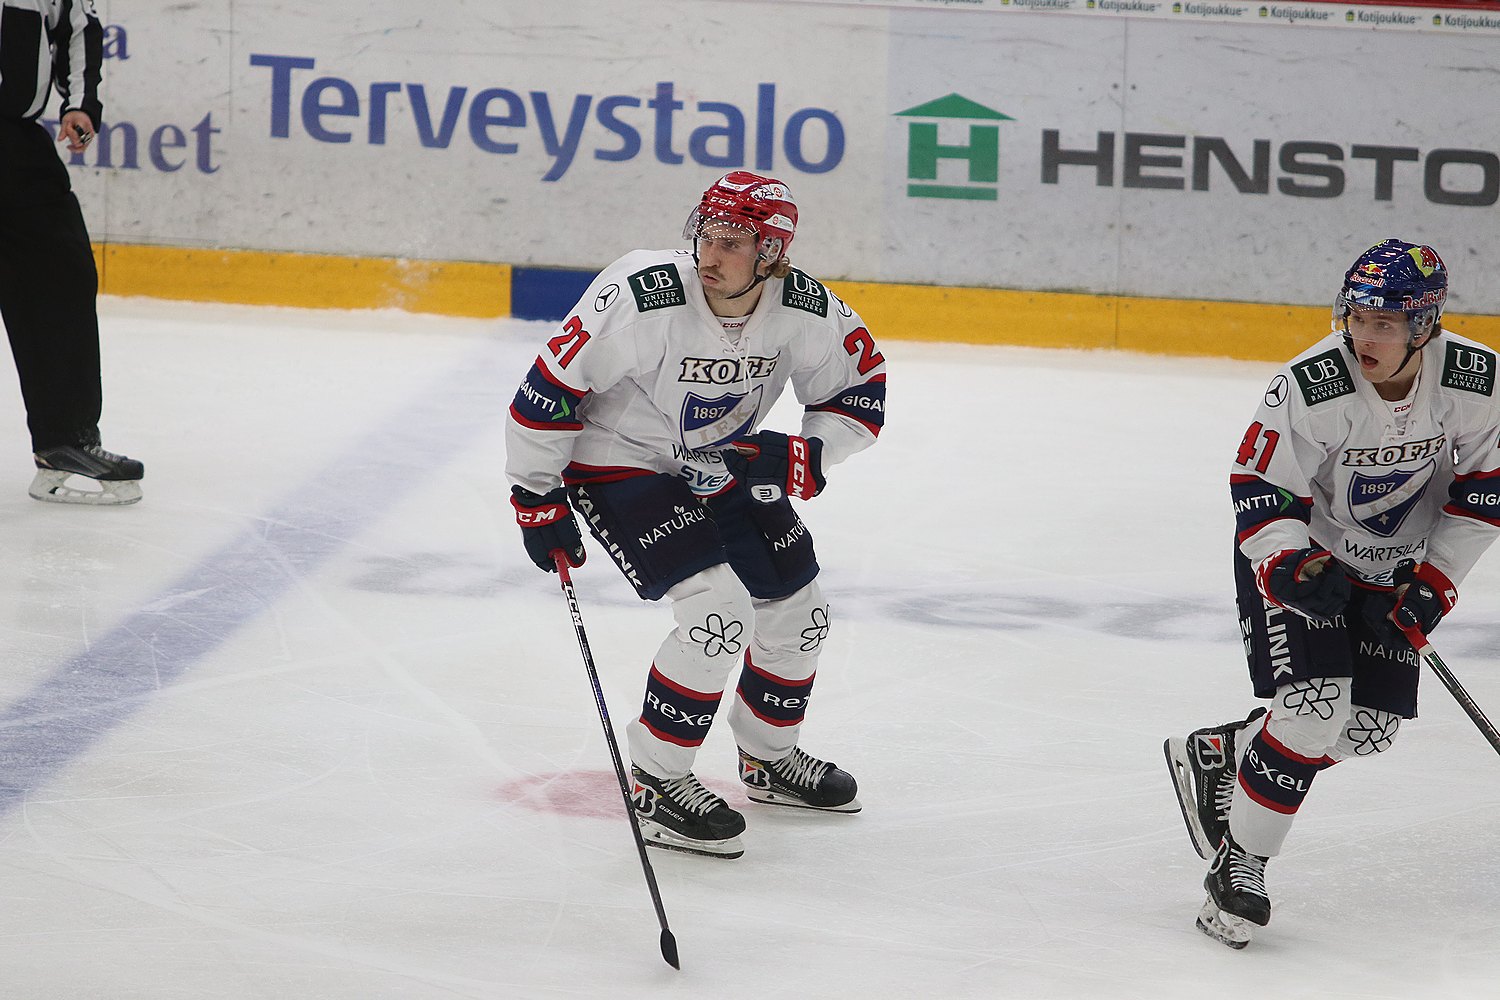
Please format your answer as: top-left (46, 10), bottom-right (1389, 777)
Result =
top-left (1348, 462), bottom-right (1434, 538)
top-left (680, 386), bottom-right (762, 450)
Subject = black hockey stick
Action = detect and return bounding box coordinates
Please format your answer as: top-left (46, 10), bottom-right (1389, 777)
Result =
top-left (551, 551), bottom-right (681, 970)
top-left (1399, 622), bottom-right (1500, 756)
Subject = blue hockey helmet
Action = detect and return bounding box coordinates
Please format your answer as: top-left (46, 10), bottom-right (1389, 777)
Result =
top-left (1334, 238), bottom-right (1447, 343)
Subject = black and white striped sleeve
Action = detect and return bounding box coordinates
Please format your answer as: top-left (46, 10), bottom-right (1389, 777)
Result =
top-left (51, 0), bottom-right (104, 127)
top-left (0, 0), bottom-right (102, 124)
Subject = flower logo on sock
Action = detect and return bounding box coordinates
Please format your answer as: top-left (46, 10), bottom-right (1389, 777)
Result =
top-left (800, 606), bottom-right (830, 651)
top-left (1345, 709), bottom-right (1399, 755)
top-left (1280, 678), bottom-right (1342, 720)
top-left (690, 613), bottom-right (744, 657)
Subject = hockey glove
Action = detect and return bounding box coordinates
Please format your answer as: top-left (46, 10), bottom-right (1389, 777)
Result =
top-left (1254, 547), bottom-right (1350, 622)
top-left (511, 485), bottom-right (586, 572)
top-left (727, 431), bottom-right (826, 503)
top-left (1389, 559), bottom-right (1456, 636)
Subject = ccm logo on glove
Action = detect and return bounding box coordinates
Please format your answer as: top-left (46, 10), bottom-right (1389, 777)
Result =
top-left (728, 431), bottom-right (826, 503)
top-left (511, 485), bottom-right (587, 571)
top-left (1390, 559), bottom-right (1457, 635)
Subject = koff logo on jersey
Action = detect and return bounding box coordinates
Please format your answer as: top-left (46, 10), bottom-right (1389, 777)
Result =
top-left (679, 353), bottom-right (780, 385)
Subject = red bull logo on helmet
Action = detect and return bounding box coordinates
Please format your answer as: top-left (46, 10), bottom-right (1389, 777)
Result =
top-left (1407, 245), bottom-right (1444, 277)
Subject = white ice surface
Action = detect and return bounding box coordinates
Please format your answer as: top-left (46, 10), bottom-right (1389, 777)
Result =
top-left (0, 298), bottom-right (1497, 999)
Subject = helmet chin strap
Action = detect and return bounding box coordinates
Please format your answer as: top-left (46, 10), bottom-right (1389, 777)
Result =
top-left (725, 269), bottom-right (769, 300)
top-left (1392, 341), bottom-right (1423, 379)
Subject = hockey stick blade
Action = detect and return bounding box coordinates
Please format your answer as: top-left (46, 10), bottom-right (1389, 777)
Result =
top-left (552, 551), bottom-right (682, 970)
top-left (1398, 622), bottom-right (1500, 756)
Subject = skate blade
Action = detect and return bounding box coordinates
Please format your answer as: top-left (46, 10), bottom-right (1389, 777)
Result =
top-left (1196, 896), bottom-right (1252, 949)
top-left (29, 470), bottom-right (142, 506)
top-left (744, 788), bottom-right (862, 813)
top-left (1163, 737), bottom-right (1213, 860)
top-left (638, 819), bottom-right (744, 859)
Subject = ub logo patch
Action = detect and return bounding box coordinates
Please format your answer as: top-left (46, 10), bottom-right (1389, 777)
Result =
top-left (1293, 349), bottom-right (1354, 405)
top-left (627, 263), bottom-right (686, 312)
top-left (1347, 461), bottom-right (1433, 538)
top-left (1442, 342), bottom-right (1495, 397)
top-left (680, 386), bottom-right (762, 450)
top-left (782, 269), bottom-right (828, 317)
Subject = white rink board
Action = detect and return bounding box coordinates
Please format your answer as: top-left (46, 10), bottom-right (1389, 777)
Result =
top-left (77, 0), bottom-right (1500, 312)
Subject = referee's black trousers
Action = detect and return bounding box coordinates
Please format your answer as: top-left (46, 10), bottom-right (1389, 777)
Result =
top-left (0, 115), bottom-right (103, 452)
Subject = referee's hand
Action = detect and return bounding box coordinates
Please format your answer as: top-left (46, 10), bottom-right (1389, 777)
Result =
top-left (58, 111), bottom-right (94, 153)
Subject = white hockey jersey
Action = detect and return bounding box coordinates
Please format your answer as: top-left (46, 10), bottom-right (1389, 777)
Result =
top-left (1232, 329), bottom-right (1500, 587)
top-left (506, 249), bottom-right (886, 498)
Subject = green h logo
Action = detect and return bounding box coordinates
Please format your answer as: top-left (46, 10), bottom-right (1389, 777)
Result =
top-left (896, 94), bottom-right (1013, 201)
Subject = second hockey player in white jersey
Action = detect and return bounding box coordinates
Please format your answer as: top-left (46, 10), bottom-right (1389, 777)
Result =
top-left (506, 172), bottom-right (885, 858)
top-left (1165, 239), bottom-right (1500, 947)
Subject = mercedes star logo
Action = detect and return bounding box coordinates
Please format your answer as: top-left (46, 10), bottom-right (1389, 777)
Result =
top-left (1265, 373), bottom-right (1290, 408)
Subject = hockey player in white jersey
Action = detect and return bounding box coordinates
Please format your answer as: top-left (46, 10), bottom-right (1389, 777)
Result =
top-left (506, 172), bottom-right (885, 858)
top-left (1165, 239), bottom-right (1500, 947)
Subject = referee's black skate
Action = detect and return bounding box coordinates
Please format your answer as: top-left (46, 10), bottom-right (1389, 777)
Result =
top-left (630, 766), bottom-right (745, 859)
top-left (738, 746), bottom-right (861, 812)
top-left (1164, 706), bottom-right (1266, 860)
top-left (1198, 831), bottom-right (1271, 949)
top-left (30, 442), bottom-right (144, 506)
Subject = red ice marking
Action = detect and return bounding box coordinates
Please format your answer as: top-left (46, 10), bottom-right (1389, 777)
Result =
top-left (496, 769), bottom-right (748, 818)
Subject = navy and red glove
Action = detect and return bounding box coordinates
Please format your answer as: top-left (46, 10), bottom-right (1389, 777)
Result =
top-left (1254, 547), bottom-right (1350, 622)
top-left (726, 431), bottom-right (825, 503)
top-left (511, 485), bottom-right (586, 572)
top-left (1389, 559), bottom-right (1457, 636)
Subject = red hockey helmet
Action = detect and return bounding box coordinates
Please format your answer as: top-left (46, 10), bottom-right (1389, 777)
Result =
top-left (683, 171), bottom-right (798, 264)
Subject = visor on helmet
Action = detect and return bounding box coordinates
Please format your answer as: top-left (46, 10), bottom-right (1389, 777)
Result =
top-left (1338, 301), bottom-right (1418, 344)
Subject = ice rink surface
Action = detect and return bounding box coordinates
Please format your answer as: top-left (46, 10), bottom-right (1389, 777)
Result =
top-left (1, 298), bottom-right (1497, 999)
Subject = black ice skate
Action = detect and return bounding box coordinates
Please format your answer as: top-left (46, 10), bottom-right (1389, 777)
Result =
top-left (30, 443), bottom-right (144, 506)
top-left (738, 746), bottom-right (861, 813)
top-left (630, 766), bottom-right (746, 859)
top-left (1164, 707), bottom-right (1266, 860)
top-left (1197, 832), bottom-right (1271, 949)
